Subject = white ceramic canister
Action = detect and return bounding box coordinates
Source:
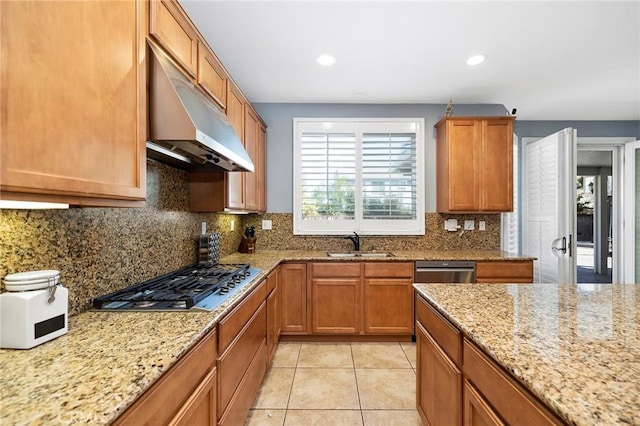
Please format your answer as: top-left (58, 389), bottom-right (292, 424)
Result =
top-left (0, 270), bottom-right (68, 349)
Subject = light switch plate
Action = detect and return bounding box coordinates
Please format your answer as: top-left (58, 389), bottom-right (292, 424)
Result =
top-left (479, 221), bottom-right (486, 231)
top-left (262, 219), bottom-right (272, 230)
top-left (201, 221), bottom-right (207, 235)
top-left (464, 220), bottom-right (475, 231)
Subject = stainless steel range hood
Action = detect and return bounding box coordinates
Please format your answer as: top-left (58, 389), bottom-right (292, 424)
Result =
top-left (147, 43), bottom-right (254, 172)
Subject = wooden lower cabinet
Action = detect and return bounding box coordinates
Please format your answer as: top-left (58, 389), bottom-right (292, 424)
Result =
top-left (218, 342), bottom-right (267, 426)
top-left (170, 368), bottom-right (217, 426)
top-left (280, 263), bottom-right (308, 334)
top-left (266, 268), bottom-right (281, 363)
top-left (416, 321), bottom-right (462, 426)
top-left (310, 261), bottom-right (362, 334)
top-left (114, 329), bottom-right (217, 425)
top-left (475, 260), bottom-right (533, 283)
top-left (463, 380), bottom-right (504, 426)
top-left (416, 295), bottom-right (565, 426)
top-left (363, 262), bottom-right (414, 335)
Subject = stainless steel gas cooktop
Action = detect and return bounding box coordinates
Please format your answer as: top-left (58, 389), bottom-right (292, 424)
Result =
top-left (92, 262), bottom-right (260, 312)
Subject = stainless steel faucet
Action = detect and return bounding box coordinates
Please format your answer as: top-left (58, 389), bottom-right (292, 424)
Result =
top-left (344, 231), bottom-right (360, 251)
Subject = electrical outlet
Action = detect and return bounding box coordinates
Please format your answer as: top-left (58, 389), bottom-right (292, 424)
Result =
top-left (230, 220), bottom-right (235, 231)
top-left (262, 219), bottom-right (272, 230)
top-left (201, 221), bottom-right (207, 235)
top-left (464, 220), bottom-right (475, 231)
top-left (444, 218), bottom-right (458, 232)
top-left (479, 221), bottom-right (486, 231)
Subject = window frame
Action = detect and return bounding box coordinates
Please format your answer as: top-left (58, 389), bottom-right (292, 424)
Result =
top-left (293, 117), bottom-right (425, 236)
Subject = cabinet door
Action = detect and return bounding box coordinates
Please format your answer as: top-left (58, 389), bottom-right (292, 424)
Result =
top-left (312, 278), bottom-right (361, 334)
top-left (438, 120), bottom-right (480, 211)
top-left (197, 41), bottom-right (227, 109)
top-left (244, 106), bottom-right (259, 212)
top-left (1, 1), bottom-right (146, 205)
top-left (169, 368), bottom-right (217, 426)
top-left (364, 278), bottom-right (413, 334)
top-left (463, 380), bottom-right (505, 426)
top-left (149, 0), bottom-right (198, 77)
top-left (225, 81), bottom-right (246, 210)
top-left (256, 123), bottom-right (267, 213)
top-left (416, 322), bottom-right (462, 426)
top-left (267, 287), bottom-right (278, 363)
top-left (280, 264), bottom-right (308, 334)
top-left (480, 120), bottom-right (513, 211)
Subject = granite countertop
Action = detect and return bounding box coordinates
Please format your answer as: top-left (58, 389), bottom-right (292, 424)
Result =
top-left (414, 283), bottom-right (640, 426)
top-left (0, 249), bottom-right (532, 425)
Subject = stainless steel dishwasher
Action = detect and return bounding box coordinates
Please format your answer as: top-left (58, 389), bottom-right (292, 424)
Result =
top-left (414, 260), bottom-right (476, 283)
top-left (412, 260), bottom-right (475, 340)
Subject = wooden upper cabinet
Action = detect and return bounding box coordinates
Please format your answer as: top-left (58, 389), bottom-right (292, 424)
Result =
top-left (244, 106), bottom-right (259, 212)
top-left (149, 0), bottom-right (198, 77)
top-left (224, 81), bottom-right (246, 210)
top-left (435, 117), bottom-right (514, 213)
top-left (257, 123), bottom-right (268, 212)
top-left (0, 0), bottom-right (146, 206)
top-left (197, 41), bottom-right (227, 109)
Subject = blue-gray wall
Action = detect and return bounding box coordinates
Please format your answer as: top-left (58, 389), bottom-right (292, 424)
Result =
top-left (515, 121), bottom-right (640, 138)
top-left (254, 103), bottom-right (507, 213)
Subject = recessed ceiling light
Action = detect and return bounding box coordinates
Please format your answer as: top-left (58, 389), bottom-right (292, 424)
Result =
top-left (316, 54), bottom-right (336, 67)
top-left (466, 54), bottom-right (487, 66)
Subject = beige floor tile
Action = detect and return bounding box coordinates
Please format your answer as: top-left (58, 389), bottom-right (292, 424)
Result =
top-left (252, 368), bottom-right (295, 409)
top-left (362, 409), bottom-right (422, 425)
top-left (288, 368), bottom-right (360, 409)
top-left (245, 409), bottom-right (286, 426)
top-left (356, 369), bottom-right (416, 409)
top-left (297, 343), bottom-right (354, 368)
top-left (284, 410), bottom-right (363, 426)
top-left (400, 342), bottom-right (417, 369)
top-left (271, 343), bottom-right (301, 368)
top-left (351, 343), bottom-right (412, 369)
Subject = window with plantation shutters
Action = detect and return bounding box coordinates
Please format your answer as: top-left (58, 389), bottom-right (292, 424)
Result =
top-left (293, 118), bottom-right (425, 235)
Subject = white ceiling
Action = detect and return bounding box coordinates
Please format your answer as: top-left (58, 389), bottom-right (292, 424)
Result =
top-left (180, 0), bottom-right (640, 121)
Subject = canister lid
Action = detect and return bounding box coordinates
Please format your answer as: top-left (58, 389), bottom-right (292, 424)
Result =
top-left (3, 270), bottom-right (60, 291)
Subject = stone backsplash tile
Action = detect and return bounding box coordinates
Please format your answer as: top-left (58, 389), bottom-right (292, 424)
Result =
top-left (0, 160), bottom-right (242, 316)
top-left (243, 213), bottom-right (501, 252)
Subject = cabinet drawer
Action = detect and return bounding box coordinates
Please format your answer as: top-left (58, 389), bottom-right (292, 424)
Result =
top-left (476, 260), bottom-right (533, 283)
top-left (266, 268), bottom-right (278, 294)
top-left (115, 329), bottom-right (217, 425)
top-left (364, 262), bottom-right (413, 278)
top-left (416, 295), bottom-right (461, 365)
top-left (218, 280), bottom-right (266, 354)
top-left (217, 302), bottom-right (266, 415)
top-left (218, 341), bottom-right (267, 426)
top-left (463, 339), bottom-right (563, 426)
top-left (312, 262), bottom-right (361, 278)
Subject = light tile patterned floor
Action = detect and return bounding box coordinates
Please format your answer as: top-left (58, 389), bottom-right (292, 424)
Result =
top-left (246, 342), bottom-right (420, 426)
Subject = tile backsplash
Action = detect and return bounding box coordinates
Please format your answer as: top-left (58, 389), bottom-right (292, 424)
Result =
top-left (0, 160), bottom-right (242, 316)
top-left (244, 213), bottom-right (501, 252)
top-left (1, 159), bottom-right (503, 316)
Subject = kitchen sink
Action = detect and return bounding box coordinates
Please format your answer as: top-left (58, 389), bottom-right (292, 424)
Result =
top-left (326, 252), bottom-right (357, 258)
top-left (326, 252), bottom-right (394, 258)
top-left (358, 252), bottom-right (394, 258)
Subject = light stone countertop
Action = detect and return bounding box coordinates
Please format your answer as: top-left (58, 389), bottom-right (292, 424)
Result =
top-left (414, 283), bottom-right (640, 426)
top-left (0, 249), bottom-right (532, 425)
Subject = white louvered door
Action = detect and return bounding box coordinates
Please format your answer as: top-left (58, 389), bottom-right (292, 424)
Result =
top-left (522, 129), bottom-right (577, 283)
top-left (624, 140), bottom-right (640, 283)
